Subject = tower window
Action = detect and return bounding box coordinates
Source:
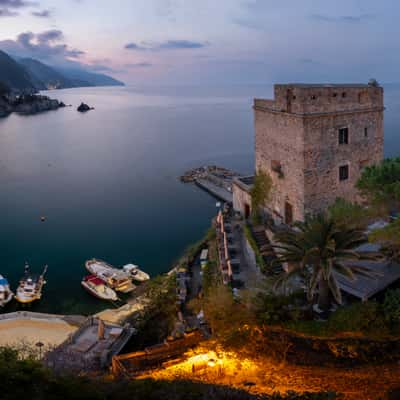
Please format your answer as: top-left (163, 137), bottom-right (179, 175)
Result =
top-left (342, 92), bottom-right (347, 98)
top-left (339, 165), bottom-right (349, 181)
top-left (333, 93), bottom-right (337, 98)
top-left (364, 127), bottom-right (368, 137)
top-left (338, 127), bottom-right (349, 145)
top-left (311, 95), bottom-right (317, 100)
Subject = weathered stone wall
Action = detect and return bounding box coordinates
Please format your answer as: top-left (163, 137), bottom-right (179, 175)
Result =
top-left (271, 84), bottom-right (383, 114)
top-left (254, 108), bottom-right (305, 222)
top-left (253, 84), bottom-right (384, 221)
top-left (232, 181), bottom-right (252, 216)
top-left (303, 109), bottom-right (384, 215)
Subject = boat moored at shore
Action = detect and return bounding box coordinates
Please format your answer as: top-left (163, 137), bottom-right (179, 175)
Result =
top-left (122, 264), bottom-right (150, 282)
top-left (81, 275), bottom-right (118, 301)
top-left (15, 264), bottom-right (48, 304)
top-left (85, 259), bottom-right (136, 293)
top-left (0, 275), bottom-right (13, 307)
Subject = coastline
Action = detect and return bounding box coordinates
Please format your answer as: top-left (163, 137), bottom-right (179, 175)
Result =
top-left (0, 93), bottom-right (65, 118)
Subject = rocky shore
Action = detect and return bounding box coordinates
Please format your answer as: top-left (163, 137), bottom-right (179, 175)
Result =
top-left (0, 93), bottom-right (65, 117)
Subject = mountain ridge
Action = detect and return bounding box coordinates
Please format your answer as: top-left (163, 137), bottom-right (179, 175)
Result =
top-left (0, 50), bottom-right (124, 92)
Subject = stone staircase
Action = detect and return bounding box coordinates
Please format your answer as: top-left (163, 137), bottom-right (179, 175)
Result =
top-left (250, 225), bottom-right (283, 276)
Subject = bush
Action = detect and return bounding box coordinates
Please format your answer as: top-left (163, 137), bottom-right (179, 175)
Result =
top-left (131, 275), bottom-right (178, 349)
top-left (254, 291), bottom-right (306, 325)
top-left (383, 289), bottom-right (400, 329)
top-left (285, 301), bottom-right (391, 338)
top-left (328, 301), bottom-right (387, 335)
top-left (328, 197), bottom-right (373, 229)
top-left (250, 170), bottom-right (273, 222)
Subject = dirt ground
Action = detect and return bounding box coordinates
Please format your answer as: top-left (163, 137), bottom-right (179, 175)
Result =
top-left (137, 347), bottom-right (400, 400)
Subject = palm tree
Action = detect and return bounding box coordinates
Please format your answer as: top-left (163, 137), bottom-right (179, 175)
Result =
top-left (273, 214), bottom-right (378, 312)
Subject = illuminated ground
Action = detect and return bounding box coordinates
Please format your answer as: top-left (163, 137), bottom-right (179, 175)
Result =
top-left (136, 345), bottom-right (400, 400)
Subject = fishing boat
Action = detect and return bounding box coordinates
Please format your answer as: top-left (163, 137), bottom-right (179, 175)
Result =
top-left (0, 275), bottom-right (13, 307)
top-left (81, 275), bottom-right (118, 301)
top-left (85, 259), bottom-right (136, 293)
top-left (15, 264), bottom-right (48, 304)
top-left (122, 264), bottom-right (150, 282)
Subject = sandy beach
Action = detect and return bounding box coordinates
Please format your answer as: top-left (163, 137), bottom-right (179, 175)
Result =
top-left (0, 318), bottom-right (77, 348)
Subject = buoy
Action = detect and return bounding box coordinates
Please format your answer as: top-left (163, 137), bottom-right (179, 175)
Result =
top-left (41, 216), bottom-right (46, 222)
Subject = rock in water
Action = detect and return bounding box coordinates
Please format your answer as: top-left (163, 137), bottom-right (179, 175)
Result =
top-left (77, 102), bottom-right (93, 112)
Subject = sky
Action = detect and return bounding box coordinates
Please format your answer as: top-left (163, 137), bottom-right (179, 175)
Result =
top-left (0, 0), bottom-right (398, 85)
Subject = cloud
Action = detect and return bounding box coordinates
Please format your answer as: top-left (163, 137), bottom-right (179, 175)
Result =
top-left (0, 0), bottom-right (34, 7)
top-left (124, 39), bottom-right (208, 51)
top-left (298, 58), bottom-right (320, 65)
top-left (31, 9), bottom-right (51, 18)
top-left (0, 7), bottom-right (17, 16)
top-left (125, 42), bottom-right (141, 50)
top-left (0, 0), bottom-right (36, 16)
top-left (0, 30), bottom-right (85, 60)
top-left (36, 29), bottom-right (63, 43)
top-left (310, 13), bottom-right (375, 23)
top-left (125, 62), bottom-right (153, 68)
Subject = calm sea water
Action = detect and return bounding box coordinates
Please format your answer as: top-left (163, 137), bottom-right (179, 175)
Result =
top-left (0, 83), bottom-right (399, 315)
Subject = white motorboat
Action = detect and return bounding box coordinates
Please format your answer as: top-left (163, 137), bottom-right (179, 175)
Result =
top-left (15, 264), bottom-right (47, 304)
top-left (85, 259), bottom-right (136, 293)
top-left (81, 275), bottom-right (118, 301)
top-left (122, 264), bottom-right (150, 282)
top-left (0, 275), bottom-right (13, 307)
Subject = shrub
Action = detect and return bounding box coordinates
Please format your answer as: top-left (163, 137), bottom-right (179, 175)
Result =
top-left (131, 275), bottom-right (178, 349)
top-left (250, 170), bottom-right (273, 222)
top-left (383, 289), bottom-right (400, 329)
top-left (328, 197), bottom-right (373, 229)
top-left (328, 301), bottom-right (387, 335)
top-left (254, 291), bottom-right (306, 325)
top-left (285, 301), bottom-right (391, 338)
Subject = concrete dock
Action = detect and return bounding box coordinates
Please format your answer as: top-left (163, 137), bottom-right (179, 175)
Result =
top-left (195, 178), bottom-right (233, 203)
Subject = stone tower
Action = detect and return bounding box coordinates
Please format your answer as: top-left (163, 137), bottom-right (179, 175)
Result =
top-left (253, 83), bottom-right (384, 223)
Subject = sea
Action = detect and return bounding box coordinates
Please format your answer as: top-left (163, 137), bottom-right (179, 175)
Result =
top-left (0, 83), bottom-right (399, 315)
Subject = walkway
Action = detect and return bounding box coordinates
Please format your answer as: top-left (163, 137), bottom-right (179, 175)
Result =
top-left (195, 179), bottom-right (233, 203)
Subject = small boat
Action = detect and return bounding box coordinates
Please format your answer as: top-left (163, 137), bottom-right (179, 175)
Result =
top-left (85, 259), bottom-right (136, 293)
top-left (15, 264), bottom-right (48, 304)
top-left (122, 264), bottom-right (150, 282)
top-left (81, 275), bottom-right (118, 301)
top-left (0, 275), bottom-right (13, 307)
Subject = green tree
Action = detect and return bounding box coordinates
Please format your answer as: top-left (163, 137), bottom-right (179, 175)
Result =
top-left (369, 218), bottom-right (400, 260)
top-left (250, 170), bottom-right (273, 222)
top-left (328, 198), bottom-right (373, 230)
top-left (356, 157), bottom-right (400, 212)
top-left (273, 214), bottom-right (377, 312)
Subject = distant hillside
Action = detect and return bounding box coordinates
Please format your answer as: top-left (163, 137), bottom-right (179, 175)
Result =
top-left (56, 67), bottom-right (124, 87)
top-left (0, 50), bottom-right (35, 91)
top-left (19, 58), bottom-right (74, 90)
top-left (0, 49), bottom-right (124, 92)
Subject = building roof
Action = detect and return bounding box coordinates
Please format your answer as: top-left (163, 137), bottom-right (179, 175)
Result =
top-left (276, 83), bottom-right (375, 88)
top-left (335, 260), bottom-right (400, 301)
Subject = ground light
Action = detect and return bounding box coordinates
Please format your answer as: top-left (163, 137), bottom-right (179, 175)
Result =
top-left (136, 344), bottom-right (400, 399)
